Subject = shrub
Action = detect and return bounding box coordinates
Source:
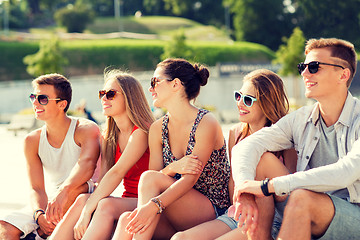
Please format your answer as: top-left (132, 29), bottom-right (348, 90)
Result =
top-left (54, 4), bottom-right (95, 33)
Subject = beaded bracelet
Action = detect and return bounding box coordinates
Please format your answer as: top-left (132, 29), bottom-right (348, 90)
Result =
top-left (33, 209), bottom-right (45, 225)
top-left (150, 197), bottom-right (166, 214)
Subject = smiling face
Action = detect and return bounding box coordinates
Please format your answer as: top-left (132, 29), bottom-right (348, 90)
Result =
top-left (101, 79), bottom-right (126, 118)
top-left (302, 48), bottom-right (345, 101)
top-left (236, 81), bottom-right (266, 127)
top-left (32, 84), bottom-right (64, 121)
top-left (148, 67), bottom-right (173, 108)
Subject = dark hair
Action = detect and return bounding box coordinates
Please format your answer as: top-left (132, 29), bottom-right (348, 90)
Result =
top-left (32, 73), bottom-right (72, 112)
top-left (157, 58), bottom-right (209, 100)
top-left (305, 38), bottom-right (357, 87)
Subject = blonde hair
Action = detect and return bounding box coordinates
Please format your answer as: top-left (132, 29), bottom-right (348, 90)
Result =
top-left (102, 69), bottom-right (155, 170)
top-left (237, 69), bottom-right (289, 143)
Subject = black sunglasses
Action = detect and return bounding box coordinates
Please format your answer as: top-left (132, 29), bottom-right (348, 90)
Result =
top-left (234, 91), bottom-right (257, 107)
top-left (150, 77), bottom-right (173, 89)
top-left (297, 61), bottom-right (345, 75)
top-left (98, 89), bottom-right (120, 100)
top-left (29, 93), bottom-right (61, 105)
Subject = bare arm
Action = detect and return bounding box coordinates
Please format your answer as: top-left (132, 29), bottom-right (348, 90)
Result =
top-left (24, 130), bottom-right (56, 235)
top-left (74, 128), bottom-right (149, 238)
top-left (46, 119), bottom-right (100, 223)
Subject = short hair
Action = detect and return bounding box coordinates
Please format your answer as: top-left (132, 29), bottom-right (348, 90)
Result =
top-left (32, 73), bottom-right (72, 112)
top-left (157, 58), bottom-right (210, 100)
top-left (305, 38), bottom-right (357, 87)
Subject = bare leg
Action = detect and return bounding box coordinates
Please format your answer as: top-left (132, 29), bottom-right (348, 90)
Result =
top-left (112, 170), bottom-right (217, 240)
top-left (49, 193), bottom-right (90, 240)
top-left (171, 219), bottom-right (231, 240)
top-left (82, 197), bottom-right (137, 240)
top-left (0, 221), bottom-right (22, 240)
top-left (277, 189), bottom-right (334, 240)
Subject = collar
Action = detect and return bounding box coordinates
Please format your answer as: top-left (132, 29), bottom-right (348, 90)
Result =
top-left (307, 91), bottom-right (354, 128)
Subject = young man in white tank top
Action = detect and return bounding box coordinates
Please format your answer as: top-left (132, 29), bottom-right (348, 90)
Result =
top-left (0, 74), bottom-right (100, 240)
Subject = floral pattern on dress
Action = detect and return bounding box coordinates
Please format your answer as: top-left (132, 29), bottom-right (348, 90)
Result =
top-left (161, 109), bottom-right (231, 209)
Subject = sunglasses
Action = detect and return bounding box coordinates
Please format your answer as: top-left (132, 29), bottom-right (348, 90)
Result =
top-left (29, 93), bottom-right (61, 105)
top-left (234, 91), bottom-right (257, 107)
top-left (150, 77), bottom-right (172, 89)
top-left (98, 89), bottom-right (120, 100)
top-left (297, 61), bottom-right (345, 75)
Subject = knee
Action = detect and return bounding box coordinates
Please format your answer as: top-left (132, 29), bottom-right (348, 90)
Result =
top-left (138, 170), bottom-right (163, 190)
top-left (117, 212), bottom-right (132, 228)
top-left (96, 198), bottom-right (116, 218)
top-left (0, 221), bottom-right (21, 238)
top-left (171, 231), bottom-right (189, 240)
top-left (285, 189), bottom-right (313, 214)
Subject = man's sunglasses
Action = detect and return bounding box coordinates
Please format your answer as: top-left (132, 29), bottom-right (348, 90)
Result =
top-left (150, 77), bottom-right (172, 89)
top-left (98, 89), bottom-right (120, 100)
top-left (29, 93), bottom-right (61, 105)
top-left (297, 61), bottom-right (345, 75)
top-left (234, 91), bottom-right (257, 107)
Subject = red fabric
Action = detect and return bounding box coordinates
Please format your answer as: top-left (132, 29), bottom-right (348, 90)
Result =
top-left (115, 125), bottom-right (149, 198)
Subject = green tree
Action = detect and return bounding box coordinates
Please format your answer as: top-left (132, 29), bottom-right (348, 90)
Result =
top-left (54, 2), bottom-right (95, 33)
top-left (295, 0), bottom-right (360, 47)
top-left (23, 36), bottom-right (68, 77)
top-left (161, 29), bottom-right (192, 60)
top-left (224, 0), bottom-right (293, 50)
top-left (273, 27), bottom-right (305, 76)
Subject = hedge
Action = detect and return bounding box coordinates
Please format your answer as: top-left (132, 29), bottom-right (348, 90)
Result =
top-left (0, 39), bottom-right (275, 81)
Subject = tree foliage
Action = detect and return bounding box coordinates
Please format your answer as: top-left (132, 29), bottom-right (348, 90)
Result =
top-left (224, 0), bottom-right (293, 50)
top-left (273, 27), bottom-right (305, 76)
top-left (161, 29), bottom-right (193, 60)
top-left (54, 2), bottom-right (95, 33)
top-left (23, 36), bottom-right (68, 77)
top-left (295, 0), bottom-right (360, 47)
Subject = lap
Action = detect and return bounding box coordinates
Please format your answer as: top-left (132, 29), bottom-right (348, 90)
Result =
top-left (0, 206), bottom-right (37, 238)
top-left (318, 195), bottom-right (360, 240)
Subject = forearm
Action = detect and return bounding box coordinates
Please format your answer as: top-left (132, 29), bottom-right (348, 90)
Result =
top-left (160, 164), bottom-right (176, 177)
top-left (30, 189), bottom-right (48, 211)
top-left (83, 169), bottom-right (124, 214)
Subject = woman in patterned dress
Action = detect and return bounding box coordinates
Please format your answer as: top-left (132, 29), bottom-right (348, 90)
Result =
top-left (112, 58), bottom-right (231, 240)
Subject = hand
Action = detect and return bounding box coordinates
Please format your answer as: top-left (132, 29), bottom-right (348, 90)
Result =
top-left (37, 214), bottom-right (56, 236)
top-left (125, 201), bottom-right (159, 234)
top-left (73, 211), bottom-right (92, 240)
top-left (232, 193), bottom-right (259, 236)
top-left (169, 154), bottom-right (202, 175)
top-left (45, 189), bottom-right (69, 224)
top-left (233, 180), bottom-right (265, 200)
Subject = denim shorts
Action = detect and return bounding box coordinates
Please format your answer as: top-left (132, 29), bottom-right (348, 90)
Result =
top-left (216, 209), bottom-right (239, 230)
top-left (317, 195), bottom-right (360, 240)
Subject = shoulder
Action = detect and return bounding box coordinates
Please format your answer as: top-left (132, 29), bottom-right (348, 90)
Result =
top-left (24, 128), bottom-right (41, 153)
top-left (74, 117), bottom-right (100, 141)
top-left (197, 111), bottom-right (222, 137)
top-left (149, 117), bottom-right (164, 133)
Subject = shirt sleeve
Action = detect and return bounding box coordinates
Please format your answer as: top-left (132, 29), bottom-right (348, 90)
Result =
top-left (273, 138), bottom-right (360, 196)
top-left (231, 113), bottom-right (295, 186)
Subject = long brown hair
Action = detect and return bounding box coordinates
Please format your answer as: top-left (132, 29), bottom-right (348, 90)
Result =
top-left (102, 69), bottom-right (155, 171)
top-left (237, 69), bottom-right (289, 143)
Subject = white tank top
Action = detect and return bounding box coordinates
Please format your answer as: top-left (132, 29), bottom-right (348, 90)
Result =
top-left (38, 117), bottom-right (81, 198)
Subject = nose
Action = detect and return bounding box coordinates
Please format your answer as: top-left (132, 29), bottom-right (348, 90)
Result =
top-left (149, 86), bottom-right (154, 92)
top-left (301, 65), bottom-right (311, 77)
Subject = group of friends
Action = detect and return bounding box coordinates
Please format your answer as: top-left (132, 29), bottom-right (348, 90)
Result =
top-left (0, 37), bottom-right (359, 240)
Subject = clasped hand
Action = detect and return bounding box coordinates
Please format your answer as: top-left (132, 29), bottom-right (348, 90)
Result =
top-left (169, 154), bottom-right (202, 175)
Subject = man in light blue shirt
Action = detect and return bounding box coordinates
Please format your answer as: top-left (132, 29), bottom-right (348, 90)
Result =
top-left (231, 38), bottom-right (360, 239)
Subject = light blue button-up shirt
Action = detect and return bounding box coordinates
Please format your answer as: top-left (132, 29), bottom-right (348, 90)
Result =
top-left (232, 92), bottom-right (360, 203)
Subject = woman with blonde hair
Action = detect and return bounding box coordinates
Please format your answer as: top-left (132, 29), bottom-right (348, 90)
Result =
top-left (49, 69), bottom-right (154, 240)
top-left (171, 69), bottom-right (297, 240)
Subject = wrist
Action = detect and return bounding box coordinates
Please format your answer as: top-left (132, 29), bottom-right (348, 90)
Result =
top-left (150, 197), bottom-right (166, 214)
top-left (33, 209), bottom-right (45, 225)
top-left (260, 178), bottom-right (274, 197)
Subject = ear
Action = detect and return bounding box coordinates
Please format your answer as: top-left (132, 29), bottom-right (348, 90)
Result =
top-left (172, 78), bottom-right (182, 90)
top-left (339, 68), bottom-right (351, 84)
top-left (58, 100), bottom-right (68, 111)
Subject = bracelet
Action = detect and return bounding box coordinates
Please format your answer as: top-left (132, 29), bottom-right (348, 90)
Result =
top-left (33, 209), bottom-right (45, 225)
top-left (260, 178), bottom-right (273, 197)
top-left (150, 197), bottom-right (166, 214)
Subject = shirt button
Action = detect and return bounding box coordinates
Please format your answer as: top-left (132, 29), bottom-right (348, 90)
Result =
top-left (314, 137), bottom-right (318, 140)
top-left (306, 156), bottom-right (309, 159)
